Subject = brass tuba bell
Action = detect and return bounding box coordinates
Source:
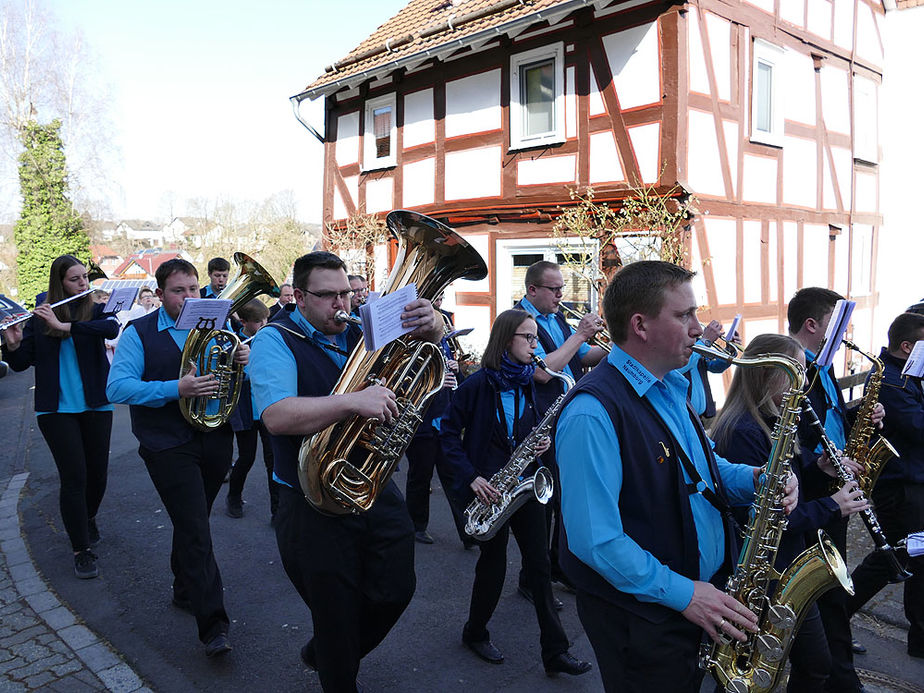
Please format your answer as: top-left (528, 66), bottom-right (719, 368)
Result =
top-left (298, 210), bottom-right (488, 514)
top-left (178, 252), bottom-right (281, 431)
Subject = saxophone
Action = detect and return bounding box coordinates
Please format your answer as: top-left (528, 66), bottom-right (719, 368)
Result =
top-left (463, 356), bottom-right (573, 541)
top-left (696, 344), bottom-right (854, 693)
top-left (841, 339), bottom-right (899, 495)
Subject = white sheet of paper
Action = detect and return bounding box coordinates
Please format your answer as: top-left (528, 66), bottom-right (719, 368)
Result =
top-left (358, 283), bottom-right (418, 351)
top-left (366, 291), bottom-right (381, 303)
top-left (447, 327), bottom-right (474, 340)
top-left (816, 299), bottom-right (856, 368)
top-left (175, 298), bottom-right (233, 331)
top-left (103, 287), bottom-right (138, 314)
top-left (907, 532), bottom-right (924, 558)
top-left (903, 341), bottom-right (924, 377)
top-left (725, 313), bottom-right (742, 342)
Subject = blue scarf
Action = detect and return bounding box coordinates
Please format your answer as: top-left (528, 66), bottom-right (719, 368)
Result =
top-left (485, 352), bottom-right (535, 391)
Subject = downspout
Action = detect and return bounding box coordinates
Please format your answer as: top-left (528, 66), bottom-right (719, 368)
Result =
top-left (290, 93), bottom-right (325, 144)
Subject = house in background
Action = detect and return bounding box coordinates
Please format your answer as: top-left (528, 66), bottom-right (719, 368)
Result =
top-left (293, 0), bottom-right (884, 374)
top-left (90, 244), bottom-right (124, 279)
top-left (106, 248), bottom-right (193, 292)
top-left (115, 219), bottom-right (168, 247)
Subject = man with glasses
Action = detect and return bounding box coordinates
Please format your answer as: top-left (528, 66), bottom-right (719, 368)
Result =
top-left (515, 260), bottom-right (608, 599)
top-left (348, 274), bottom-right (369, 319)
top-left (249, 251), bottom-right (440, 692)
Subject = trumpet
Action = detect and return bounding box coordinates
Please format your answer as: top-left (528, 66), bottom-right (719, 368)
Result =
top-left (559, 303), bottom-right (611, 352)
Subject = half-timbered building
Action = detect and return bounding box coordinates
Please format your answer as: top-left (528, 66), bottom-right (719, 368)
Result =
top-left (293, 0), bottom-right (884, 366)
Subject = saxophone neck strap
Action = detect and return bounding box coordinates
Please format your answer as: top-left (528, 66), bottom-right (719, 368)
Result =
top-left (267, 322), bottom-right (351, 357)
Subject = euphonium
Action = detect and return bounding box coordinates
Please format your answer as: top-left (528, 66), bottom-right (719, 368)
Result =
top-left (841, 339), bottom-right (899, 495)
top-left (463, 356), bottom-right (571, 541)
top-left (298, 210), bottom-right (488, 515)
top-left (696, 343), bottom-right (853, 693)
top-left (179, 252), bottom-right (281, 431)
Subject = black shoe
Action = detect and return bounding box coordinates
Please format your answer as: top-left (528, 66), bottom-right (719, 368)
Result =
top-left (551, 573), bottom-right (576, 593)
top-left (74, 550), bottom-right (98, 579)
top-left (545, 652), bottom-right (592, 676)
top-left (465, 639), bottom-right (504, 664)
top-left (225, 495), bottom-right (243, 519)
top-left (172, 595), bottom-right (193, 613)
top-left (517, 584), bottom-right (563, 611)
top-left (88, 518), bottom-right (101, 547)
top-left (414, 530), bottom-right (434, 544)
top-left (852, 639), bottom-right (867, 654)
top-left (0, 361), bottom-right (8, 379)
top-left (300, 643), bottom-right (317, 670)
top-left (205, 632), bottom-right (232, 658)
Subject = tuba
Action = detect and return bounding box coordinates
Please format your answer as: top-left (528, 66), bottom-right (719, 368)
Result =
top-left (298, 210), bottom-right (488, 515)
top-left (178, 252), bottom-right (280, 431)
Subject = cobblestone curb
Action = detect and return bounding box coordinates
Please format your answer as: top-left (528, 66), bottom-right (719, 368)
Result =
top-left (1, 473), bottom-right (150, 692)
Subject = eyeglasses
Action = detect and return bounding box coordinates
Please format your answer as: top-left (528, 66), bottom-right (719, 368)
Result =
top-left (304, 288), bottom-right (354, 302)
top-left (535, 285), bottom-right (564, 296)
top-left (515, 332), bottom-right (539, 345)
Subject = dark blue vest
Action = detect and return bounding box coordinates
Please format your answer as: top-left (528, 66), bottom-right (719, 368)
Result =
top-left (264, 313), bottom-right (362, 488)
top-left (515, 300), bottom-right (585, 413)
top-left (556, 361), bottom-right (725, 623)
top-left (129, 311), bottom-right (197, 452)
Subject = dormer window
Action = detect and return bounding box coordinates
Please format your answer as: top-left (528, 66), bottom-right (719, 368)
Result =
top-left (363, 93), bottom-right (396, 171)
top-left (510, 43), bottom-right (565, 151)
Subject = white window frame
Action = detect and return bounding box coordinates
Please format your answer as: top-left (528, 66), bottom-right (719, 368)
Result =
top-left (362, 92), bottom-right (397, 171)
top-left (852, 75), bottom-right (879, 165)
top-left (750, 40), bottom-right (785, 147)
top-left (509, 43), bottom-right (566, 151)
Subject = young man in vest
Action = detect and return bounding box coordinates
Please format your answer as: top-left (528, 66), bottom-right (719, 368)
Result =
top-left (847, 312), bottom-right (924, 660)
top-left (514, 260), bottom-right (607, 598)
top-left (555, 260), bottom-right (799, 692)
top-left (200, 257), bottom-right (230, 298)
top-left (788, 286), bottom-right (884, 692)
top-left (106, 258), bottom-right (249, 658)
top-left (248, 251), bottom-right (440, 693)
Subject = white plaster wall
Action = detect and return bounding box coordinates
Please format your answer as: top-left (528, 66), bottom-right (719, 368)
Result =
top-left (803, 224), bottom-right (830, 288)
top-left (628, 123), bottom-right (661, 183)
top-left (704, 217), bottom-right (738, 305)
top-left (807, 0), bottom-right (833, 41)
top-left (855, 171), bottom-right (878, 214)
top-left (745, 0), bottom-right (775, 14)
top-left (833, 0), bottom-right (854, 50)
top-left (688, 10), bottom-right (710, 95)
top-left (742, 220), bottom-right (762, 304)
top-left (782, 221), bottom-right (799, 301)
top-left (445, 146), bottom-right (501, 200)
top-left (403, 88), bottom-right (434, 148)
top-left (704, 13), bottom-right (731, 102)
top-left (831, 146), bottom-right (853, 209)
top-left (856, 4), bottom-right (884, 68)
top-left (779, 0), bottom-right (805, 27)
top-left (782, 136), bottom-right (817, 208)
top-left (767, 220), bottom-right (779, 304)
top-left (822, 156), bottom-right (838, 210)
top-left (723, 120), bottom-right (739, 196)
top-left (445, 69), bottom-right (501, 138)
top-left (746, 318), bottom-right (785, 342)
top-left (742, 154), bottom-right (777, 204)
top-left (336, 111), bottom-right (360, 166)
top-left (834, 227), bottom-right (850, 290)
top-left (518, 154), bottom-right (576, 185)
top-left (589, 131), bottom-right (624, 183)
top-left (453, 304), bottom-right (492, 356)
top-left (365, 177), bottom-right (393, 214)
top-left (566, 66), bottom-right (577, 139)
top-left (333, 175), bottom-right (359, 220)
top-left (402, 158), bottom-right (435, 208)
top-left (460, 233), bottom-right (491, 293)
top-left (688, 109), bottom-right (725, 197)
top-left (785, 51), bottom-right (816, 126)
top-left (588, 65), bottom-right (606, 115)
top-left (820, 67), bottom-right (850, 136)
top-left (690, 228), bottom-right (709, 308)
top-left (603, 22), bottom-right (661, 109)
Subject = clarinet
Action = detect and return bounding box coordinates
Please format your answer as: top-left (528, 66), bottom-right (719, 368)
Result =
top-left (801, 400), bottom-right (911, 583)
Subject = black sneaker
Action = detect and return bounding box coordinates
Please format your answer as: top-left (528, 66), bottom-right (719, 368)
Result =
top-left (88, 518), bottom-right (101, 547)
top-left (225, 495), bottom-right (243, 519)
top-left (74, 550), bottom-right (98, 579)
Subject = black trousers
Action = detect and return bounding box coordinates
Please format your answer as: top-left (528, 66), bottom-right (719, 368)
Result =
top-left (139, 429), bottom-right (232, 643)
top-left (787, 603), bottom-right (832, 691)
top-left (228, 422), bottom-right (278, 516)
top-left (404, 434), bottom-right (467, 541)
top-left (848, 480), bottom-right (924, 655)
top-left (576, 589), bottom-right (703, 693)
top-left (37, 411), bottom-right (112, 552)
top-left (464, 498), bottom-right (569, 664)
top-left (275, 481), bottom-right (415, 693)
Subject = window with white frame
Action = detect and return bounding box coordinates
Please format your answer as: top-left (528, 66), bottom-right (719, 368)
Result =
top-left (750, 40), bottom-right (785, 147)
top-left (363, 93), bottom-right (396, 171)
top-left (509, 43), bottom-right (565, 151)
top-left (853, 75), bottom-right (878, 164)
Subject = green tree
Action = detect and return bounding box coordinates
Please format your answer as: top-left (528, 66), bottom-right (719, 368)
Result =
top-left (14, 119), bottom-right (88, 307)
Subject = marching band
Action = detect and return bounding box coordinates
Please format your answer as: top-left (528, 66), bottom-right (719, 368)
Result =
top-left (1, 214), bottom-right (922, 693)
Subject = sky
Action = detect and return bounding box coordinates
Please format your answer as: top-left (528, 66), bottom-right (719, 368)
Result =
top-left (48, 0), bottom-right (409, 224)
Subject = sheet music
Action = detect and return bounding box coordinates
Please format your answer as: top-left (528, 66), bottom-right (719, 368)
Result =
top-left (816, 299), bottom-right (856, 368)
top-left (908, 532), bottom-right (924, 558)
top-left (903, 341), bottom-right (924, 377)
top-left (725, 313), bottom-right (742, 342)
top-left (174, 298), bottom-right (233, 331)
top-left (103, 287), bottom-right (138, 314)
top-left (447, 327), bottom-right (474, 340)
top-left (358, 283), bottom-right (418, 351)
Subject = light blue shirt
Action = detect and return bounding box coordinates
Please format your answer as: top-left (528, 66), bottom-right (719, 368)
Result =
top-left (675, 341), bottom-right (731, 416)
top-left (37, 338), bottom-right (113, 415)
top-left (498, 388), bottom-right (526, 441)
top-left (805, 348), bottom-right (847, 450)
top-left (519, 296), bottom-right (589, 382)
top-left (556, 346), bottom-right (755, 612)
top-left (106, 307), bottom-right (187, 406)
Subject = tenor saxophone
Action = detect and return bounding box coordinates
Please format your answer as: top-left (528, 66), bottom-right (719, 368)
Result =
top-left (463, 356), bottom-right (572, 541)
top-left (695, 344), bottom-right (853, 693)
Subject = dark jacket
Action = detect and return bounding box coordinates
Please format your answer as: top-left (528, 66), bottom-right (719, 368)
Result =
top-left (2, 302), bottom-right (118, 412)
top-left (875, 348), bottom-right (924, 484)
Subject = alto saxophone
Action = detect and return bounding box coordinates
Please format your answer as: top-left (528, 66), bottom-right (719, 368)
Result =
top-left (841, 339), bottom-right (899, 495)
top-left (695, 344), bottom-right (853, 693)
top-left (463, 356), bottom-right (573, 541)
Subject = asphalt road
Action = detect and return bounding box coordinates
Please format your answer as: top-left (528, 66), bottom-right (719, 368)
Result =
top-left (2, 366), bottom-right (922, 692)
